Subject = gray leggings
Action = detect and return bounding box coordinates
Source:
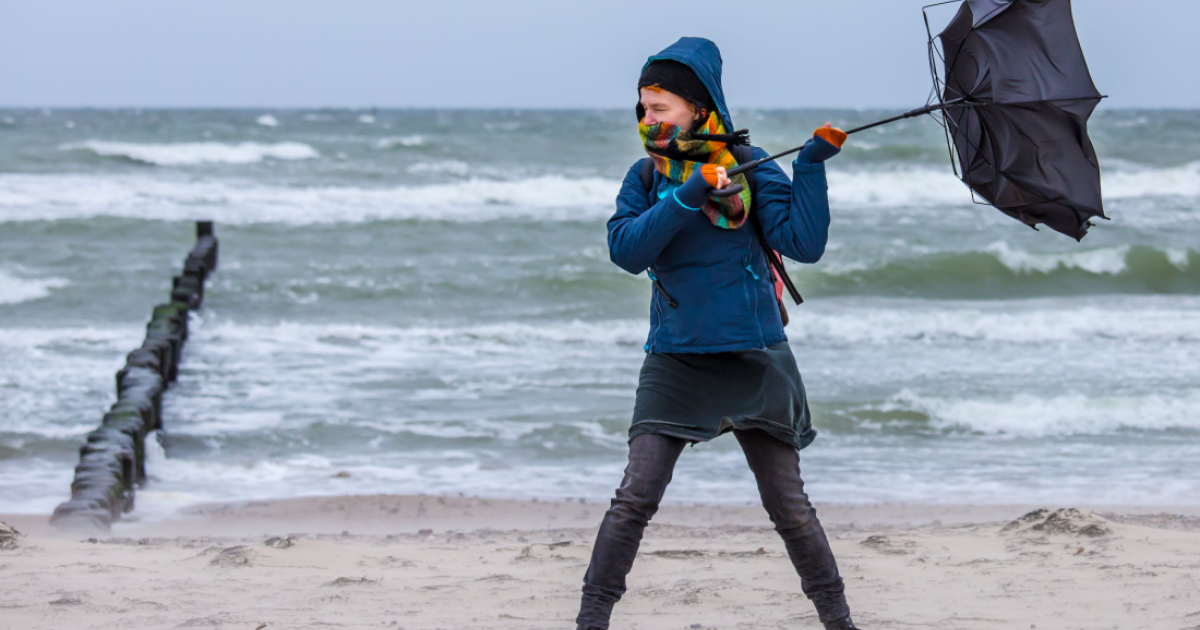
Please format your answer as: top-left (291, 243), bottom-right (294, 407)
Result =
top-left (576, 430), bottom-right (849, 629)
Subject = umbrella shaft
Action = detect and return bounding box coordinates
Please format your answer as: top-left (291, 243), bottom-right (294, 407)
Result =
top-left (845, 97), bottom-right (969, 135)
top-left (724, 98), bottom-right (969, 178)
top-left (844, 100), bottom-right (957, 134)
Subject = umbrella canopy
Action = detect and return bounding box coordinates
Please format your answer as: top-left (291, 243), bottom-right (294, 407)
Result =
top-left (938, 0), bottom-right (1105, 240)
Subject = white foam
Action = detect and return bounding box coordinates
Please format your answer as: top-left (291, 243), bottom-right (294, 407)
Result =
top-left (984, 241), bottom-right (1131, 275)
top-left (814, 242), bottom-right (1193, 280)
top-left (157, 317), bottom-right (646, 440)
top-left (888, 389), bottom-right (1200, 437)
top-left (1103, 161), bottom-right (1200, 199)
top-left (406, 160), bottom-right (470, 176)
top-left (0, 270), bottom-right (69, 304)
top-left (790, 300), bottom-right (1200, 344)
top-left (0, 173), bottom-right (618, 224)
top-left (1166, 248), bottom-right (1192, 270)
top-left (193, 319), bottom-right (648, 356)
top-left (0, 326), bottom-right (141, 439)
top-left (5, 156), bottom-right (1199, 224)
top-left (375, 135), bottom-right (426, 149)
top-left (827, 168), bottom-right (969, 208)
top-left (60, 141), bottom-right (319, 165)
top-left (358, 114), bottom-right (375, 124)
top-left (255, 114), bottom-right (279, 127)
top-left (0, 459), bottom-right (74, 514)
top-left (825, 161), bottom-right (1200, 210)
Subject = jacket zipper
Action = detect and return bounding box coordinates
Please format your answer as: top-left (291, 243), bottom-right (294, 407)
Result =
top-left (745, 235), bottom-right (764, 347)
top-left (647, 268), bottom-right (664, 352)
top-left (647, 269), bottom-right (678, 308)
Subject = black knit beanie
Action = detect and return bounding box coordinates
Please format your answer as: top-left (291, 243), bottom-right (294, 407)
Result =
top-left (636, 59), bottom-right (716, 123)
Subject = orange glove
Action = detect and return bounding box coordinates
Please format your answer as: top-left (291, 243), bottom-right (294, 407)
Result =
top-left (814, 125), bottom-right (848, 149)
top-left (699, 163), bottom-right (722, 187)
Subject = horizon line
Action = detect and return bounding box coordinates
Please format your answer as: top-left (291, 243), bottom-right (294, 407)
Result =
top-left (2, 104), bottom-right (1195, 112)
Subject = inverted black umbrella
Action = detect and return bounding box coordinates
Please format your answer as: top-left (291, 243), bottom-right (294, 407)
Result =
top-left (716, 0), bottom-right (1106, 277)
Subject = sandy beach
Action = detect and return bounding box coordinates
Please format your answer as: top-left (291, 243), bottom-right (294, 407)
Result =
top-left (2, 496), bottom-right (1199, 629)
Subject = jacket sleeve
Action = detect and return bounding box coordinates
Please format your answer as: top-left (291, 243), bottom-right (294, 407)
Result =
top-left (749, 146), bottom-right (831, 264)
top-left (607, 163), bottom-right (698, 275)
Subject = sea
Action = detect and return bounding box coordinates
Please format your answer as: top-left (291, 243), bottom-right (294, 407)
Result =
top-left (1, 108), bottom-right (1198, 520)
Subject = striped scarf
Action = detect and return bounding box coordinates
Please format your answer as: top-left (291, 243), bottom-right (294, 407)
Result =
top-left (639, 111), bottom-right (752, 229)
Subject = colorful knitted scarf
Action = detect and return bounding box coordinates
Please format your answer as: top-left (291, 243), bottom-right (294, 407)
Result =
top-left (639, 111), bottom-right (752, 229)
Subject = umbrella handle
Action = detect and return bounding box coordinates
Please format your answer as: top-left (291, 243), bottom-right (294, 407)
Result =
top-left (711, 183), bottom-right (744, 198)
top-left (709, 159), bottom-right (765, 197)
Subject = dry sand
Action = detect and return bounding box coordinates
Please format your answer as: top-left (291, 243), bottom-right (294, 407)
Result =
top-left (2, 496), bottom-right (1200, 629)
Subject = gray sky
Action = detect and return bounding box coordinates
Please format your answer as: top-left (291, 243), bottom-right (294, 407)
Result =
top-left (2, 0), bottom-right (1195, 109)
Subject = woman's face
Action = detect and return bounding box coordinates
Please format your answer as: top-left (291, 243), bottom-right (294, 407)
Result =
top-left (639, 87), bottom-right (702, 129)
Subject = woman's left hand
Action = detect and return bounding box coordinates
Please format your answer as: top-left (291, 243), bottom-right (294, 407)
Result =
top-left (697, 164), bottom-right (732, 190)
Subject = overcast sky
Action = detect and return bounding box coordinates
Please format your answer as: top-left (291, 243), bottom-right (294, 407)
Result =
top-left (2, 0), bottom-right (1195, 109)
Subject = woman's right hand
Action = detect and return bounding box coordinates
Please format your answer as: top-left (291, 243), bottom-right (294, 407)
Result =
top-left (675, 164), bottom-right (727, 209)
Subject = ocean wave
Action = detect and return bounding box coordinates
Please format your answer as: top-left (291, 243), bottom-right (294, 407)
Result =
top-left (800, 244), bottom-right (1200, 298)
top-left (827, 168), bottom-right (968, 207)
top-left (0, 173), bottom-right (617, 223)
top-left (790, 299), bottom-right (1200, 344)
top-left (984, 241), bottom-right (1132, 274)
top-left (885, 389), bottom-right (1200, 437)
top-left (0, 271), bottom-right (69, 305)
top-left (3, 157), bottom-right (1199, 224)
top-left (59, 141), bottom-right (319, 165)
top-left (0, 325), bottom-right (141, 441)
top-left (5, 306), bottom-right (1191, 448)
top-left (255, 114), bottom-right (279, 128)
top-left (827, 161), bottom-right (1200, 209)
top-left (193, 318), bottom-right (648, 353)
top-left (146, 317), bottom-right (646, 445)
top-left (1102, 161), bottom-right (1200, 199)
top-left (185, 305), bottom-right (1200, 379)
top-left (124, 436), bottom-right (639, 521)
top-left (375, 135), bottom-right (427, 149)
top-left (406, 160), bottom-right (470, 176)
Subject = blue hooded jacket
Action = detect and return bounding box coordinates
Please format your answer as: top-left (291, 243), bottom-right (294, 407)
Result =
top-left (609, 37), bottom-right (831, 354)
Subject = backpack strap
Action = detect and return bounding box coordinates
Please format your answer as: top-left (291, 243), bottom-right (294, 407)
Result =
top-left (730, 145), bottom-right (803, 305)
top-left (638, 158), bottom-right (656, 203)
top-left (728, 145), bottom-right (758, 210)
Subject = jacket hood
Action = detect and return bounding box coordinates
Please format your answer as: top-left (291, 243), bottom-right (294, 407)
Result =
top-left (641, 37), bottom-right (733, 131)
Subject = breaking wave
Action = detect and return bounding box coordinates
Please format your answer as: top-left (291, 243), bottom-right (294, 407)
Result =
top-left (882, 389), bottom-right (1200, 437)
top-left (375, 135), bottom-right (428, 149)
top-left (0, 173), bottom-right (617, 223)
top-left (3, 159), bottom-right (1199, 225)
top-left (789, 299), bottom-right (1200, 344)
top-left (0, 271), bottom-right (69, 305)
top-left (800, 244), bottom-right (1200, 297)
top-left (826, 161), bottom-right (1200, 209)
top-left (60, 141), bottom-right (319, 165)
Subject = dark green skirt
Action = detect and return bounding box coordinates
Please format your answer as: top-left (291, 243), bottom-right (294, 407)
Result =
top-left (629, 342), bottom-right (816, 449)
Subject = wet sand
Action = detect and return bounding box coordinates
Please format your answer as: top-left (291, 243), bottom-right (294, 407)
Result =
top-left (3, 496), bottom-right (1199, 629)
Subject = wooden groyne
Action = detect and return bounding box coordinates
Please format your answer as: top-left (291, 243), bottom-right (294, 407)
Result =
top-left (50, 221), bottom-right (219, 530)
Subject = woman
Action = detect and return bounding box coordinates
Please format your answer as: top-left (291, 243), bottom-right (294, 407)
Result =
top-left (576, 38), bottom-right (859, 630)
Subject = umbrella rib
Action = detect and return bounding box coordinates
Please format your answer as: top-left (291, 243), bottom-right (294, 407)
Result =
top-left (924, 5), bottom-right (960, 178)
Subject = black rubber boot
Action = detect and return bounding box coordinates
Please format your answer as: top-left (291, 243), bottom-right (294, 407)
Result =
top-left (823, 616), bottom-right (860, 630)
